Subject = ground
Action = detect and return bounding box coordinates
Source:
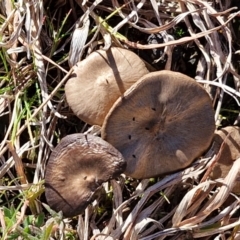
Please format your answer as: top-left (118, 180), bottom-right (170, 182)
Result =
top-left (0, 0), bottom-right (240, 239)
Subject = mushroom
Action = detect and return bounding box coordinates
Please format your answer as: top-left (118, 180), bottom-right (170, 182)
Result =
top-left (45, 133), bottom-right (126, 218)
top-left (210, 126), bottom-right (240, 193)
top-left (101, 70), bottom-right (215, 179)
top-left (65, 47), bottom-right (149, 126)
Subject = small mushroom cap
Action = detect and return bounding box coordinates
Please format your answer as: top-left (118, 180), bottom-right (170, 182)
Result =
top-left (210, 126), bottom-right (240, 193)
top-left (102, 70), bottom-right (215, 179)
top-left (45, 133), bottom-right (126, 218)
top-left (65, 47), bottom-right (149, 126)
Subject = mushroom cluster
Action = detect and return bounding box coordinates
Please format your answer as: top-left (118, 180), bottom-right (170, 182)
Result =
top-left (45, 47), bottom-right (216, 217)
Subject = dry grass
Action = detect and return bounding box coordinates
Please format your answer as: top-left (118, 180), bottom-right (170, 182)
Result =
top-left (0, 0), bottom-right (240, 239)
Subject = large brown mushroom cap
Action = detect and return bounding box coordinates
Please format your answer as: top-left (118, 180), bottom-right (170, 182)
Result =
top-left (102, 70), bottom-right (215, 179)
top-left (45, 133), bottom-right (126, 218)
top-left (210, 126), bottom-right (240, 193)
top-left (65, 47), bottom-right (149, 126)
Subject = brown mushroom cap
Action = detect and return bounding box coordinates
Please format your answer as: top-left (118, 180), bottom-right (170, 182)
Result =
top-left (65, 47), bottom-right (149, 126)
top-left (101, 70), bottom-right (215, 179)
top-left (210, 126), bottom-right (240, 193)
top-left (45, 133), bottom-right (126, 218)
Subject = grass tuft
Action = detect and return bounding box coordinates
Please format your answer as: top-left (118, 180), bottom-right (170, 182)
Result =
top-left (0, 0), bottom-right (240, 239)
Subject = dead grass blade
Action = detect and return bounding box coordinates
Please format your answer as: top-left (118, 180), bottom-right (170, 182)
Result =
top-left (173, 158), bottom-right (240, 227)
top-left (7, 141), bottom-right (28, 185)
top-left (68, 12), bottom-right (90, 67)
top-left (1, 0), bottom-right (240, 239)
